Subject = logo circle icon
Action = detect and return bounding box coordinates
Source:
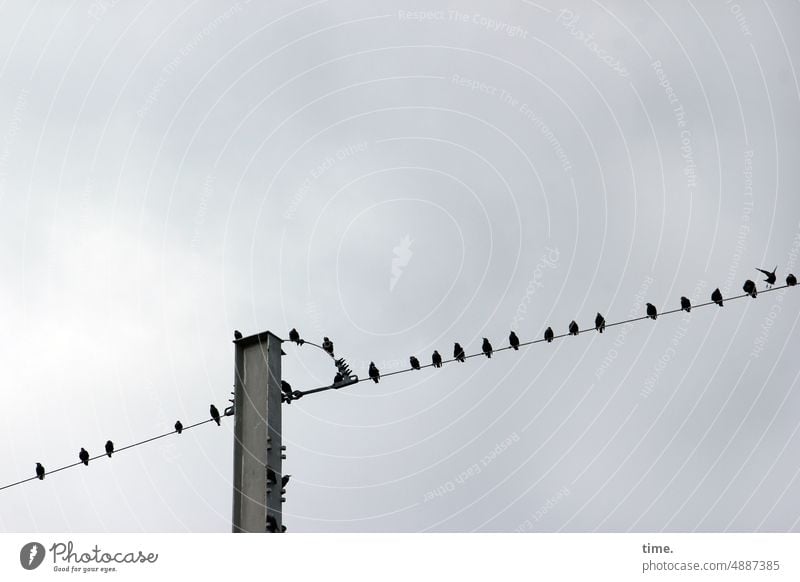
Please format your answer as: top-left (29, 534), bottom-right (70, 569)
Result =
top-left (20, 542), bottom-right (45, 570)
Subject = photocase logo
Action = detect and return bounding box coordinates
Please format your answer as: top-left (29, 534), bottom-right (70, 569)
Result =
top-left (390, 235), bottom-right (414, 292)
top-left (20, 542), bottom-right (46, 570)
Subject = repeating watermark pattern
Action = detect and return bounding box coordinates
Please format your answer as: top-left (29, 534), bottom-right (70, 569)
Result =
top-left (595, 275), bottom-right (654, 379)
top-left (190, 174), bottom-right (215, 253)
top-left (721, 150), bottom-right (754, 295)
top-left (0, 88), bottom-right (28, 200)
top-left (19, 541), bottom-right (158, 574)
top-left (423, 432), bottom-right (519, 502)
top-left (397, 10), bottom-right (529, 38)
top-left (556, 10), bottom-right (629, 77)
top-left (87, 0), bottom-right (122, 21)
top-left (510, 247), bottom-right (560, 329)
top-left (515, 486), bottom-right (571, 531)
top-left (390, 235), bottom-right (414, 292)
top-left (725, 0), bottom-right (753, 38)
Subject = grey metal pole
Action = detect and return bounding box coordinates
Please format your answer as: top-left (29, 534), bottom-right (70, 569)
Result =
top-left (231, 331), bottom-right (284, 533)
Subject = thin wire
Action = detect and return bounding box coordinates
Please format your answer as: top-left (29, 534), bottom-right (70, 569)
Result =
top-left (0, 417), bottom-right (221, 492)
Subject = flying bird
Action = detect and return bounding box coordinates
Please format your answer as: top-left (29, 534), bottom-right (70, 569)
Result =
top-left (756, 266), bottom-right (777, 287)
top-left (509, 331), bottom-right (520, 350)
top-left (743, 279), bottom-right (757, 298)
top-left (680, 296), bottom-right (691, 312)
top-left (454, 343), bottom-right (466, 362)
top-left (711, 288), bottom-right (723, 307)
top-left (233, 330), bottom-right (243, 340)
top-left (595, 313), bottom-right (605, 333)
top-left (369, 362), bottom-right (380, 383)
top-left (174, 420), bottom-right (183, 434)
top-left (544, 327), bottom-right (554, 343)
top-left (210, 404), bottom-right (221, 426)
top-left (105, 440), bottom-right (114, 458)
top-left (289, 328), bottom-right (303, 345)
top-left (569, 320), bottom-right (579, 335)
top-left (409, 356), bottom-right (421, 370)
top-left (432, 350), bottom-right (443, 368)
top-left (482, 338), bottom-right (493, 358)
top-left (35, 462), bottom-right (45, 480)
top-left (79, 448), bottom-right (90, 466)
top-left (787, 273), bottom-right (797, 287)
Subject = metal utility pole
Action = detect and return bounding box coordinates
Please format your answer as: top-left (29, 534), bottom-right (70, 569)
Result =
top-left (231, 331), bottom-right (284, 533)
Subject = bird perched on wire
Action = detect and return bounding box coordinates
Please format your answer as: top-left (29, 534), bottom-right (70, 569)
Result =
top-left (454, 343), bottom-right (466, 362)
top-left (409, 356), bottom-right (421, 370)
top-left (544, 327), bottom-right (554, 343)
top-left (680, 296), bottom-right (691, 312)
top-left (210, 404), bottom-right (221, 426)
top-left (787, 273), bottom-right (797, 286)
top-left (569, 321), bottom-right (579, 335)
top-left (289, 328), bottom-right (303, 345)
top-left (509, 331), bottom-right (519, 350)
top-left (322, 337), bottom-right (334, 357)
top-left (743, 279), bottom-right (757, 298)
top-left (756, 266), bottom-right (777, 288)
top-left (174, 420), bottom-right (183, 434)
top-left (79, 448), bottom-right (90, 466)
top-left (646, 303), bottom-right (657, 320)
top-left (432, 350), bottom-right (443, 368)
top-left (711, 288), bottom-right (723, 307)
top-left (369, 362), bottom-right (380, 383)
top-left (281, 380), bottom-right (294, 403)
top-left (105, 440), bottom-right (114, 458)
top-left (482, 338), bottom-right (493, 358)
top-left (233, 330), bottom-right (243, 340)
top-left (35, 462), bottom-right (45, 480)
top-left (595, 313), bottom-right (605, 333)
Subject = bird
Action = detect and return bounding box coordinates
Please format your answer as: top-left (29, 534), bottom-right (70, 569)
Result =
top-left (105, 440), bottom-right (114, 458)
top-left (233, 330), bottom-right (243, 340)
top-left (79, 448), bottom-right (90, 466)
top-left (266, 515), bottom-right (279, 533)
top-left (509, 331), bottom-right (519, 350)
top-left (289, 328), bottom-right (303, 345)
top-left (482, 338), bottom-right (493, 358)
top-left (787, 273), bottom-right (797, 287)
top-left (432, 350), bottom-right (443, 368)
top-left (743, 279), bottom-right (757, 298)
top-left (281, 474), bottom-right (291, 488)
top-left (568, 320), bottom-right (579, 335)
top-left (174, 420), bottom-right (183, 434)
top-left (595, 313), bottom-right (605, 333)
top-left (454, 343), bottom-right (466, 362)
top-left (35, 462), bottom-right (45, 480)
top-left (680, 296), bottom-right (691, 312)
top-left (368, 362), bottom-right (380, 383)
top-left (544, 327), bottom-right (554, 343)
top-left (756, 266), bottom-right (777, 288)
top-left (210, 404), bottom-right (221, 426)
top-left (266, 467), bottom-right (278, 485)
top-left (711, 288), bottom-right (723, 307)
top-left (409, 356), bottom-right (421, 370)
top-left (321, 337), bottom-right (334, 357)
top-left (281, 380), bottom-right (293, 398)
top-left (646, 303), bottom-right (657, 320)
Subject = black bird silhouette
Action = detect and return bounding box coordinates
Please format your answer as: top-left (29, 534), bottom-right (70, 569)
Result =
top-left (281, 380), bottom-right (294, 402)
top-left (369, 361), bottom-right (380, 383)
top-left (35, 462), bottom-right (45, 480)
top-left (595, 313), bottom-right (605, 333)
top-left (787, 273), bottom-right (797, 286)
top-left (281, 474), bottom-right (291, 488)
top-left (266, 467), bottom-right (278, 485)
top-left (233, 330), bottom-right (243, 340)
top-left (544, 327), bottom-right (554, 343)
top-left (509, 331), bottom-right (519, 350)
top-left (646, 303), bottom-right (657, 320)
top-left (175, 420), bottom-right (183, 434)
top-left (680, 296), bottom-right (691, 312)
top-left (743, 279), bottom-right (757, 298)
top-left (79, 448), bottom-right (90, 466)
top-left (482, 338), bottom-right (493, 358)
top-left (105, 440), bottom-right (114, 458)
top-left (432, 350), bottom-right (443, 368)
top-left (756, 266), bottom-right (777, 288)
top-left (322, 337), bottom-right (334, 357)
top-left (569, 320), bottom-right (579, 335)
top-left (409, 356), bottom-right (421, 370)
top-left (454, 343), bottom-right (466, 362)
top-left (210, 404), bottom-right (221, 426)
top-left (266, 515), bottom-right (279, 533)
top-left (711, 288), bottom-right (723, 307)
top-left (289, 328), bottom-right (302, 344)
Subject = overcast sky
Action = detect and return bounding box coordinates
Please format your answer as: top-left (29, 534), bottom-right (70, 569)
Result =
top-left (1, 0), bottom-right (800, 533)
